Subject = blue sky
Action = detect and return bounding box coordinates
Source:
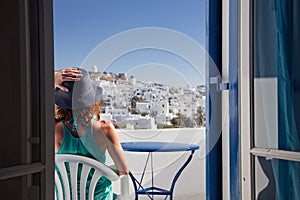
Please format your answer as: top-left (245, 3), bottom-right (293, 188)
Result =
top-left (54, 0), bottom-right (206, 86)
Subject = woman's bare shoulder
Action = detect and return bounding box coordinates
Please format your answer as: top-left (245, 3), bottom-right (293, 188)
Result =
top-left (93, 120), bottom-right (116, 137)
top-left (93, 120), bottom-right (113, 129)
top-left (55, 122), bottom-right (64, 137)
top-left (101, 120), bottom-right (115, 128)
top-left (92, 120), bottom-right (111, 132)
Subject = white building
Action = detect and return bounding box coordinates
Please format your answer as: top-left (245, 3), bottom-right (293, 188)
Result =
top-left (129, 76), bottom-right (136, 85)
top-left (179, 102), bottom-right (197, 118)
top-left (113, 114), bottom-right (156, 129)
top-left (99, 80), bottom-right (118, 97)
top-left (92, 65), bottom-right (98, 72)
top-left (112, 90), bottom-right (130, 108)
top-left (104, 107), bottom-right (128, 115)
top-left (100, 113), bottom-right (113, 121)
top-left (150, 99), bottom-right (169, 116)
top-left (136, 102), bottom-right (150, 113)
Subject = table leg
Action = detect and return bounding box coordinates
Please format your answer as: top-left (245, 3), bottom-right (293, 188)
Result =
top-left (129, 171), bottom-right (154, 200)
top-left (138, 153), bottom-right (151, 191)
top-left (129, 152), bottom-right (154, 200)
top-left (128, 150), bottom-right (196, 200)
top-left (169, 150), bottom-right (196, 200)
top-left (151, 152), bottom-right (154, 199)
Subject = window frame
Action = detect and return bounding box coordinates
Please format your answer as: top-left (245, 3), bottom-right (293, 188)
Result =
top-left (240, 0), bottom-right (300, 199)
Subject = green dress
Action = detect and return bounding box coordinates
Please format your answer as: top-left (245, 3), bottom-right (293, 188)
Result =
top-left (56, 121), bottom-right (113, 200)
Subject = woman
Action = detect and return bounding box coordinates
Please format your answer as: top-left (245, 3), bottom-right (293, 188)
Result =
top-left (54, 67), bottom-right (129, 199)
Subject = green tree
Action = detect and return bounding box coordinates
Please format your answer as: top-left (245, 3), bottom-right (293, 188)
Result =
top-left (195, 107), bottom-right (205, 126)
top-left (170, 117), bottom-right (179, 127)
top-left (170, 113), bottom-right (183, 127)
top-left (130, 96), bottom-right (140, 108)
top-left (183, 117), bottom-right (195, 128)
top-left (141, 112), bottom-right (149, 117)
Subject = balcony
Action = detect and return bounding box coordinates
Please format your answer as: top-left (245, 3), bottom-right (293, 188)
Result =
top-left (108, 128), bottom-right (206, 200)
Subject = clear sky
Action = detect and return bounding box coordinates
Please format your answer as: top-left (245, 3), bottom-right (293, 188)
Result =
top-left (54, 0), bottom-right (206, 87)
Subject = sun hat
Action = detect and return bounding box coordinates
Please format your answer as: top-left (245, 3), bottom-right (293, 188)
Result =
top-left (55, 68), bottom-right (103, 110)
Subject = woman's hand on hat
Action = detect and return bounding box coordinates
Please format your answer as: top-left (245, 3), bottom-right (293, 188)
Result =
top-left (55, 68), bottom-right (82, 91)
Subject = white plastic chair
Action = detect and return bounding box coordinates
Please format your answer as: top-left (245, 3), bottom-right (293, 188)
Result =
top-left (55, 154), bottom-right (129, 200)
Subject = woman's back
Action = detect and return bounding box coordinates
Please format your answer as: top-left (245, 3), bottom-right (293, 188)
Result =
top-left (55, 121), bottom-right (113, 199)
top-left (54, 68), bottom-right (129, 199)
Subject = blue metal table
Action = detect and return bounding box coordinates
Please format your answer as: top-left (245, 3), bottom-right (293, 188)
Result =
top-left (121, 141), bottom-right (200, 200)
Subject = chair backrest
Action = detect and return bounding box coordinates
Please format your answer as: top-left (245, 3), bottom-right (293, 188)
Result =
top-left (55, 154), bottom-right (119, 200)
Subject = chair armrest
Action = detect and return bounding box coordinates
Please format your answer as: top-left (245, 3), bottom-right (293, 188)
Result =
top-left (120, 175), bottom-right (129, 197)
top-left (113, 175), bottom-right (130, 200)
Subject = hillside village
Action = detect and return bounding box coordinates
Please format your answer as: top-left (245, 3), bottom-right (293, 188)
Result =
top-left (89, 68), bottom-right (206, 129)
